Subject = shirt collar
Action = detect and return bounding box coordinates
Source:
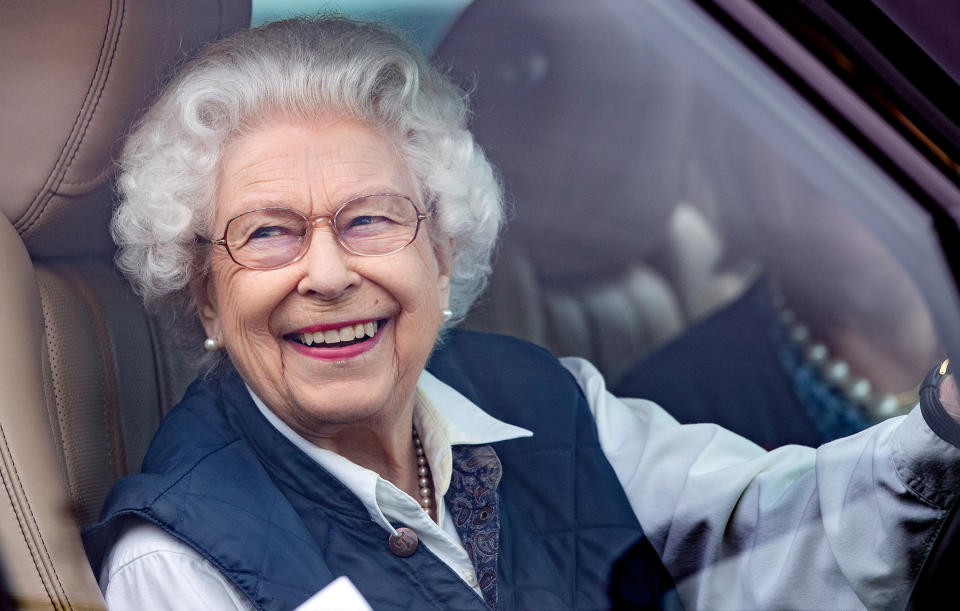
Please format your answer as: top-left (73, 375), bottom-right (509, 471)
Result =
top-left (416, 368), bottom-right (533, 445)
top-left (414, 369), bottom-right (532, 501)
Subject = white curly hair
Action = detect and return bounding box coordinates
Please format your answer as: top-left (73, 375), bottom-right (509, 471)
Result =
top-left (111, 16), bottom-right (503, 369)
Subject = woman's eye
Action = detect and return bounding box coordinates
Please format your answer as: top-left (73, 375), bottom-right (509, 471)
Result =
top-left (349, 215), bottom-right (387, 227)
top-left (250, 225), bottom-right (293, 239)
top-left (344, 215), bottom-right (396, 232)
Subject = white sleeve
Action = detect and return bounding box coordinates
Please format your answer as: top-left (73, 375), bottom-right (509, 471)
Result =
top-left (100, 520), bottom-right (255, 611)
top-left (561, 356), bottom-right (960, 610)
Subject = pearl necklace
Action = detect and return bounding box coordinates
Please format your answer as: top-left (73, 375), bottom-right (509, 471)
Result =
top-left (413, 426), bottom-right (435, 518)
top-left (773, 293), bottom-right (918, 421)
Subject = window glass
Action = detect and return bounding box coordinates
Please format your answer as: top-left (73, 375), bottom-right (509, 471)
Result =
top-left (438, 0), bottom-right (959, 448)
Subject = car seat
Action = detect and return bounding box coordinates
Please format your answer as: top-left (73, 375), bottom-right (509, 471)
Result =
top-left (0, 1), bottom-right (249, 607)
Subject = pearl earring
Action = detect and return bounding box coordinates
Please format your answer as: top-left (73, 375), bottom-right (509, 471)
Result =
top-left (203, 337), bottom-right (221, 352)
top-left (441, 309), bottom-right (453, 322)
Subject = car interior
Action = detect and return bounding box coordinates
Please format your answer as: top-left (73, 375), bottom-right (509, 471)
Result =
top-left (2, 0), bottom-right (958, 608)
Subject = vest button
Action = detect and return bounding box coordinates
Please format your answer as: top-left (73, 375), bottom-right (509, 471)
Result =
top-left (476, 506), bottom-right (494, 523)
top-left (388, 527), bottom-right (419, 557)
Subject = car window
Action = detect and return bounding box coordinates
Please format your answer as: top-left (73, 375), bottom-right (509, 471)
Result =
top-left (430, 0), bottom-right (960, 448)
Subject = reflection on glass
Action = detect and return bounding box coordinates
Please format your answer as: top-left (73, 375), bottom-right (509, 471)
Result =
top-left (617, 107), bottom-right (942, 448)
top-left (444, 0), bottom-right (949, 449)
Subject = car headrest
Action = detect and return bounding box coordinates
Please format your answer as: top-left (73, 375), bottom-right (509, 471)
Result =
top-left (435, 0), bottom-right (693, 286)
top-left (0, 0), bottom-right (251, 258)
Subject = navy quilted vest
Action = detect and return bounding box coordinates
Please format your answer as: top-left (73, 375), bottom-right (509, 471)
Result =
top-left (83, 330), bottom-right (673, 609)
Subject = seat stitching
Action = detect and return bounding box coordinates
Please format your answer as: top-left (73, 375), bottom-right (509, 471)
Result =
top-left (36, 275), bottom-right (73, 505)
top-left (58, 165), bottom-right (116, 189)
top-left (58, 264), bottom-right (126, 480)
top-left (18, 0), bottom-right (124, 235)
top-left (0, 422), bottom-right (64, 608)
top-left (37, 273), bottom-right (84, 525)
top-left (9, 273), bottom-right (75, 608)
top-left (56, 0), bottom-right (127, 190)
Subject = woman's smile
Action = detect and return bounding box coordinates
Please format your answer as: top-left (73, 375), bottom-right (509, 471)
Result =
top-left (285, 318), bottom-right (388, 361)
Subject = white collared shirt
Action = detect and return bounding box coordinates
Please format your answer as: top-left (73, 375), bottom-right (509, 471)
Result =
top-left (99, 358), bottom-right (960, 610)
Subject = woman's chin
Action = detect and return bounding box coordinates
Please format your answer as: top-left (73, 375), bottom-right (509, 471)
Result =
top-left (290, 398), bottom-right (389, 429)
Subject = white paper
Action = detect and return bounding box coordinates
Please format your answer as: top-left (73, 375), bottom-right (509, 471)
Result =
top-left (294, 576), bottom-right (373, 611)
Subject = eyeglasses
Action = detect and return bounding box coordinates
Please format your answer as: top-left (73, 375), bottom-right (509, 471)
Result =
top-left (209, 194), bottom-right (428, 270)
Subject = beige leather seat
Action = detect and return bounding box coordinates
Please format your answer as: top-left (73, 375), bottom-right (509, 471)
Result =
top-left (0, 2), bottom-right (249, 607)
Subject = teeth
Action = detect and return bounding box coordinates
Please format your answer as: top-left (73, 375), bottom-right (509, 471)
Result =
top-left (296, 320), bottom-right (379, 346)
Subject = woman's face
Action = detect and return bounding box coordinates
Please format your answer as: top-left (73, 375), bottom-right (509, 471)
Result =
top-left (198, 117), bottom-right (451, 439)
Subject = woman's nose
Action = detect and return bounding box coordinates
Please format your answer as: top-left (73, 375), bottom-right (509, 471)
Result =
top-left (295, 222), bottom-right (361, 299)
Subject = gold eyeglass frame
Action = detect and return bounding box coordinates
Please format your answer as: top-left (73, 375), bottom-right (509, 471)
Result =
top-left (208, 193), bottom-right (428, 271)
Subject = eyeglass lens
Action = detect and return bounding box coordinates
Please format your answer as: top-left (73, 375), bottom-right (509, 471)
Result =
top-left (224, 195), bottom-right (421, 269)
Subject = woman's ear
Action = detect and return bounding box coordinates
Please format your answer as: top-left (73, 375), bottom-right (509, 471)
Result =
top-left (435, 237), bottom-right (454, 310)
top-left (192, 274), bottom-right (222, 341)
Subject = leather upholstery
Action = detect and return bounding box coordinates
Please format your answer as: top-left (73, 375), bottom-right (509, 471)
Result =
top-left (0, 216), bottom-right (105, 608)
top-left (0, 1), bottom-right (250, 607)
top-left (35, 261), bottom-right (195, 527)
top-left (1, 0), bottom-right (249, 257)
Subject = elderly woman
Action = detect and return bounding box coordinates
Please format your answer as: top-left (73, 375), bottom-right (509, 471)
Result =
top-left (83, 17), bottom-right (960, 611)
